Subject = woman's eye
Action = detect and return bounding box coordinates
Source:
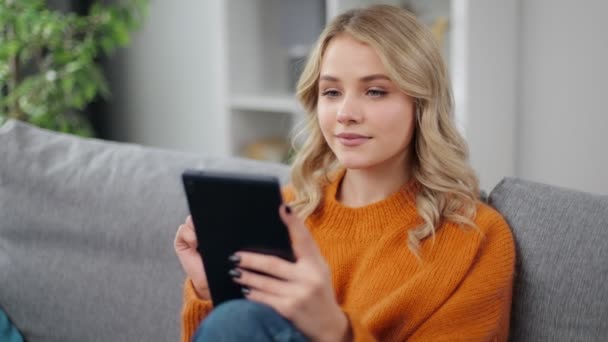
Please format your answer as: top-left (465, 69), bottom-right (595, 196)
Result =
top-left (321, 90), bottom-right (340, 98)
top-left (367, 89), bottom-right (387, 97)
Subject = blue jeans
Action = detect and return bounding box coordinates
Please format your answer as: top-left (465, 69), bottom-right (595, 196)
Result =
top-left (0, 308), bottom-right (23, 342)
top-left (193, 299), bottom-right (309, 342)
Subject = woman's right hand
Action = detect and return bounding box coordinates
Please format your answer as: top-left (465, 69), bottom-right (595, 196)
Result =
top-left (174, 215), bottom-right (211, 300)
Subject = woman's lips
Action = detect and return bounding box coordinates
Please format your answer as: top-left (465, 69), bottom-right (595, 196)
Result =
top-left (335, 133), bottom-right (371, 147)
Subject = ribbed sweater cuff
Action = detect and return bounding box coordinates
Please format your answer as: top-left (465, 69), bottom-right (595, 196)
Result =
top-left (343, 309), bottom-right (377, 342)
top-left (181, 278), bottom-right (213, 342)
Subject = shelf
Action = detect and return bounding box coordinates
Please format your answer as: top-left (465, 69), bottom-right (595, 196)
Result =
top-left (230, 94), bottom-right (299, 114)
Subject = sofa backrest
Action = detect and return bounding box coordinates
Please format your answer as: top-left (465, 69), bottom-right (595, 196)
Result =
top-left (0, 120), bottom-right (290, 342)
top-left (489, 178), bottom-right (608, 341)
top-left (4, 119), bottom-right (607, 341)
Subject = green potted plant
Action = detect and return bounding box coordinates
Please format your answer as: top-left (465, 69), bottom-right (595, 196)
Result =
top-left (0, 0), bottom-right (148, 136)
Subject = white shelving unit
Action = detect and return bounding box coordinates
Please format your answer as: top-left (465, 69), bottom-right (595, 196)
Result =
top-left (221, 0), bottom-right (518, 190)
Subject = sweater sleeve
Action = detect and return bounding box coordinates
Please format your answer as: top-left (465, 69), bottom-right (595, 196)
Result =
top-left (337, 212), bottom-right (515, 342)
top-left (342, 310), bottom-right (379, 342)
top-left (408, 216), bottom-right (516, 342)
top-left (180, 278), bottom-right (214, 342)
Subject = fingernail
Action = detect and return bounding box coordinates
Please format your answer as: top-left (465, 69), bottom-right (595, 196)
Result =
top-left (241, 287), bottom-right (250, 296)
top-left (228, 268), bottom-right (241, 279)
top-left (228, 254), bottom-right (241, 264)
top-left (285, 205), bottom-right (292, 214)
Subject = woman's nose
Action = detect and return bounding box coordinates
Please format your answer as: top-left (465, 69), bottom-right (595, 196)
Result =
top-left (336, 96), bottom-right (362, 124)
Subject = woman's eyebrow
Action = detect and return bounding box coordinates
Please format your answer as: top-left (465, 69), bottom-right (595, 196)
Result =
top-left (319, 74), bottom-right (391, 82)
top-left (360, 74), bottom-right (391, 82)
top-left (319, 75), bottom-right (339, 82)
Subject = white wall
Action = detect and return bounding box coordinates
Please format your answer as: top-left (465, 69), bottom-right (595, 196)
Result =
top-left (456, 0), bottom-right (519, 192)
top-left (518, 0), bottom-right (608, 194)
top-left (104, 0), bottom-right (229, 156)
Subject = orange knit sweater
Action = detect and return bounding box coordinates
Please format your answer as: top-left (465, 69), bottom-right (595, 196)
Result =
top-left (180, 174), bottom-right (515, 341)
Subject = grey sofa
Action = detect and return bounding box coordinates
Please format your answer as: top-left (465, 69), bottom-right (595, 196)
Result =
top-left (0, 119), bottom-right (606, 342)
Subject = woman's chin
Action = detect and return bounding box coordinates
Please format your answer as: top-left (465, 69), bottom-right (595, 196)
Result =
top-left (337, 156), bottom-right (376, 170)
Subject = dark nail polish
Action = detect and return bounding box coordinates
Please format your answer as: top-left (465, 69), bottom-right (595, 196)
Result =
top-left (285, 205), bottom-right (292, 214)
top-left (229, 268), bottom-right (241, 278)
top-left (228, 254), bottom-right (241, 264)
top-left (241, 287), bottom-right (250, 296)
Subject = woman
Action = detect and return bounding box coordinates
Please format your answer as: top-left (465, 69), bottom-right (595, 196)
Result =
top-left (175, 4), bottom-right (515, 341)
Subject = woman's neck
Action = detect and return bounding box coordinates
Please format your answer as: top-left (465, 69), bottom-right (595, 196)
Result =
top-left (337, 158), bottom-right (413, 208)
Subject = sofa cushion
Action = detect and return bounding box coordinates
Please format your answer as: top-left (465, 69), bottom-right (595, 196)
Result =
top-left (489, 178), bottom-right (608, 341)
top-left (0, 120), bottom-right (289, 342)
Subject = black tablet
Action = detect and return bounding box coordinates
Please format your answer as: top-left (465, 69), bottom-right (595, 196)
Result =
top-left (181, 169), bottom-right (295, 306)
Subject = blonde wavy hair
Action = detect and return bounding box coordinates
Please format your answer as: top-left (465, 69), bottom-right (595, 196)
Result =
top-left (289, 5), bottom-right (480, 256)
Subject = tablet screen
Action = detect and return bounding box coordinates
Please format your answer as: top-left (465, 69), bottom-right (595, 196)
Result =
top-left (182, 170), bottom-right (295, 306)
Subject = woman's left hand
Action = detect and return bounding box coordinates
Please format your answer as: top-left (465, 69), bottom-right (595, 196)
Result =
top-left (232, 205), bottom-right (351, 342)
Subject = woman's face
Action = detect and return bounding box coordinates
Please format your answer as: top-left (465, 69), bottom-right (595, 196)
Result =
top-left (317, 33), bottom-right (416, 171)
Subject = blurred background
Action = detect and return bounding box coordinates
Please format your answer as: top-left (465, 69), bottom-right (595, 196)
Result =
top-left (2, 0), bottom-right (607, 194)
